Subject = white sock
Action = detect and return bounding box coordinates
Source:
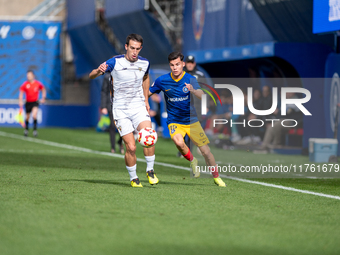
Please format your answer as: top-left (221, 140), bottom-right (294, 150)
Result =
top-left (126, 164), bottom-right (138, 181)
top-left (145, 155), bottom-right (155, 172)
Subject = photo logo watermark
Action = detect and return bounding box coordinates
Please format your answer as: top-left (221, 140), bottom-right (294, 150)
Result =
top-left (198, 83), bottom-right (311, 128)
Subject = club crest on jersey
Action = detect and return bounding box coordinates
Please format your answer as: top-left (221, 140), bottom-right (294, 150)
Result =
top-left (183, 86), bottom-right (189, 93)
top-left (138, 67), bottom-right (142, 72)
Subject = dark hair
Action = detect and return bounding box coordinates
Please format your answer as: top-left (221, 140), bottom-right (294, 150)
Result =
top-left (168, 52), bottom-right (184, 62)
top-left (27, 70), bottom-right (34, 74)
top-left (125, 33), bottom-right (143, 46)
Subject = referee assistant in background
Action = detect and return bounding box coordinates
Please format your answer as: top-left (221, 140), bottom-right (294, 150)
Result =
top-left (19, 70), bottom-right (46, 137)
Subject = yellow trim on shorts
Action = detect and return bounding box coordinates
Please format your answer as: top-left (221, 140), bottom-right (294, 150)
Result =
top-left (168, 121), bottom-right (209, 147)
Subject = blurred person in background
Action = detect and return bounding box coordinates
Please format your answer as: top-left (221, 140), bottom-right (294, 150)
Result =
top-left (205, 91), bottom-right (233, 137)
top-left (254, 92), bottom-right (303, 153)
top-left (19, 70), bottom-right (46, 137)
top-left (101, 72), bottom-right (124, 154)
top-left (261, 85), bottom-right (278, 119)
top-left (236, 88), bottom-right (263, 145)
top-left (184, 55), bottom-right (205, 80)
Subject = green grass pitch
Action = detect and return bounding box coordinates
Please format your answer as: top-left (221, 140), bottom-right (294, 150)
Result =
top-left (0, 127), bottom-right (340, 255)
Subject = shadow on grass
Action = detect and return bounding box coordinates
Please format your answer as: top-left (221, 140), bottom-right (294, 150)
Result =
top-left (159, 180), bottom-right (205, 186)
top-left (59, 179), bottom-right (157, 189)
top-left (58, 179), bottom-right (205, 187)
top-left (0, 152), bottom-right (123, 172)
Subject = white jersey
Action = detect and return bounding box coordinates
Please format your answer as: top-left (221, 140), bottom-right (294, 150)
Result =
top-left (105, 55), bottom-right (150, 109)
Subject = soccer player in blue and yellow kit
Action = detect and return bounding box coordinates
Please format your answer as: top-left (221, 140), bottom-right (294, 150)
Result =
top-left (149, 52), bottom-right (226, 187)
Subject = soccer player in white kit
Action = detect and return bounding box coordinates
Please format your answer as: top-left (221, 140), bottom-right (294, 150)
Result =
top-left (89, 34), bottom-right (158, 187)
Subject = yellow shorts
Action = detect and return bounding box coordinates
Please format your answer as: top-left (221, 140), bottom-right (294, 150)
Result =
top-left (168, 121), bottom-right (210, 147)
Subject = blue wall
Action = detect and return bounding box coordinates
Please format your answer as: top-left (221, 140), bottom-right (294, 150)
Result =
top-left (67, 0), bottom-right (117, 77)
top-left (106, 10), bottom-right (173, 65)
top-left (250, 0), bottom-right (333, 47)
top-left (0, 21), bottom-right (62, 100)
top-left (324, 53), bottom-right (340, 155)
top-left (182, 0), bottom-right (273, 55)
top-left (106, 0), bottom-right (144, 17)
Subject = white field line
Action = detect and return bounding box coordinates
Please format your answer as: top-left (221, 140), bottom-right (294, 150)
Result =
top-left (0, 131), bottom-right (340, 201)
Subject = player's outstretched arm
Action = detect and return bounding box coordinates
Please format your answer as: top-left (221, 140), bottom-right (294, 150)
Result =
top-left (193, 89), bottom-right (204, 99)
top-left (89, 62), bottom-right (108, 79)
top-left (185, 82), bottom-right (204, 99)
top-left (148, 91), bottom-right (154, 98)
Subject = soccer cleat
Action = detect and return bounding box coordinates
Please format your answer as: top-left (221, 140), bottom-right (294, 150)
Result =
top-left (191, 157), bottom-right (200, 178)
top-left (24, 129), bottom-right (28, 137)
top-left (33, 130), bottom-right (38, 137)
top-left (131, 178), bottom-right (143, 187)
top-left (146, 170), bottom-right (159, 185)
top-left (214, 177), bottom-right (227, 187)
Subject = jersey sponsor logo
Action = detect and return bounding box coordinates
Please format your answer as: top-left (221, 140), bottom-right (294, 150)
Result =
top-left (183, 86), bottom-right (189, 93)
top-left (168, 95), bottom-right (189, 102)
top-left (192, 0), bottom-right (205, 41)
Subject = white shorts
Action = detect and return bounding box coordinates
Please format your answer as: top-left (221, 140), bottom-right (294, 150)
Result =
top-left (112, 107), bottom-right (151, 137)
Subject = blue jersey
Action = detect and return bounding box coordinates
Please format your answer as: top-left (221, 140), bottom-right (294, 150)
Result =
top-left (150, 72), bottom-right (201, 125)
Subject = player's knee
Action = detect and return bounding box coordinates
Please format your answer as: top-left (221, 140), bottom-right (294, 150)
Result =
top-left (199, 146), bottom-right (210, 158)
top-left (125, 143), bottom-right (136, 154)
top-left (173, 137), bottom-right (185, 149)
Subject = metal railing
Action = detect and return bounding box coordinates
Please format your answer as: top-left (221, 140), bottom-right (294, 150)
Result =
top-left (23, 0), bottom-right (65, 20)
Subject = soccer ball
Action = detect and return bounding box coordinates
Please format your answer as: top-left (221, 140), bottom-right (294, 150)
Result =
top-left (138, 127), bottom-right (158, 147)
